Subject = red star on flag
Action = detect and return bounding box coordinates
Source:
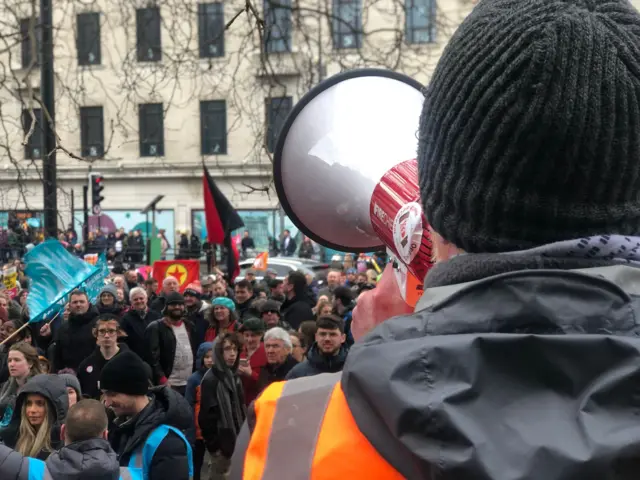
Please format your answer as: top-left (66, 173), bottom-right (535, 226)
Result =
top-left (167, 266), bottom-right (185, 283)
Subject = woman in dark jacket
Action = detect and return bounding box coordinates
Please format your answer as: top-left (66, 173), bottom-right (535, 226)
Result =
top-left (0, 374), bottom-right (69, 460)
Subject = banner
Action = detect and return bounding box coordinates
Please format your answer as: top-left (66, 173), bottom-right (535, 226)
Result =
top-left (152, 260), bottom-right (200, 293)
top-left (2, 266), bottom-right (18, 299)
top-left (252, 252), bottom-right (269, 271)
top-left (24, 240), bottom-right (109, 323)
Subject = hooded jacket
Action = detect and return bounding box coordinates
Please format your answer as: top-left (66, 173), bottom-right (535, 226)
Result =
top-left (0, 374), bottom-right (69, 460)
top-left (285, 343), bottom-right (348, 380)
top-left (51, 306), bottom-right (100, 372)
top-left (185, 342), bottom-right (213, 440)
top-left (108, 385), bottom-right (193, 480)
top-left (339, 260), bottom-right (640, 479)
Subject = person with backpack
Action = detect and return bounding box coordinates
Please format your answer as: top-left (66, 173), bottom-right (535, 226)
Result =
top-left (100, 350), bottom-right (194, 480)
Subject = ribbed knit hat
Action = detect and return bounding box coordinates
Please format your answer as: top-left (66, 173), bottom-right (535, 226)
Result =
top-left (99, 351), bottom-right (150, 396)
top-left (418, 0), bottom-right (640, 253)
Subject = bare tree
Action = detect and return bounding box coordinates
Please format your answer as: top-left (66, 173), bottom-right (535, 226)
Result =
top-left (0, 0), bottom-right (475, 233)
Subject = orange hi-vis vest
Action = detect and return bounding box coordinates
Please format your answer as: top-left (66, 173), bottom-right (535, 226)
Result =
top-left (229, 373), bottom-right (404, 480)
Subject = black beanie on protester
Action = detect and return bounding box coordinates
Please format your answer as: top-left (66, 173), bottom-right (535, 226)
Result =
top-left (99, 351), bottom-right (149, 396)
top-left (418, 0), bottom-right (640, 253)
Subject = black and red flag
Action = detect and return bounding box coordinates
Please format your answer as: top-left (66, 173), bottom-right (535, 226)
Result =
top-left (203, 165), bottom-right (244, 281)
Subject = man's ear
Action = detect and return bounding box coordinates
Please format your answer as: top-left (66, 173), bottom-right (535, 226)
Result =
top-left (60, 424), bottom-right (66, 442)
top-left (102, 429), bottom-right (109, 440)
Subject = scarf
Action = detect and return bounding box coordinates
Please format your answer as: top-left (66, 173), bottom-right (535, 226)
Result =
top-left (212, 349), bottom-right (246, 437)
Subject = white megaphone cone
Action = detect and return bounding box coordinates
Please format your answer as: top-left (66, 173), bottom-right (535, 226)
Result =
top-left (274, 69), bottom-right (434, 291)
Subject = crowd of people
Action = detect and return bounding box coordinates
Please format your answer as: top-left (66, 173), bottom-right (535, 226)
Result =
top-left (0, 252), bottom-right (379, 479)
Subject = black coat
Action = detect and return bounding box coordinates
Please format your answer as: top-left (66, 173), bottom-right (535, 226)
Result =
top-left (109, 386), bottom-right (193, 480)
top-left (76, 344), bottom-right (132, 400)
top-left (144, 319), bottom-right (197, 384)
top-left (121, 308), bottom-right (162, 359)
top-left (257, 355), bottom-right (298, 392)
top-left (51, 307), bottom-right (100, 372)
top-left (285, 344), bottom-right (348, 380)
top-left (281, 294), bottom-right (315, 331)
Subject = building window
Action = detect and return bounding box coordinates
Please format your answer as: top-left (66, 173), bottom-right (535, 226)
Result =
top-left (20, 18), bottom-right (40, 68)
top-left (139, 103), bottom-right (164, 157)
top-left (136, 7), bottom-right (162, 62)
top-left (406, 0), bottom-right (435, 44)
top-left (332, 0), bottom-right (362, 49)
top-left (198, 3), bottom-right (224, 58)
top-left (200, 100), bottom-right (227, 155)
top-left (21, 108), bottom-right (44, 159)
top-left (264, 0), bottom-right (292, 53)
top-left (80, 106), bottom-right (104, 158)
top-left (77, 12), bottom-right (101, 65)
top-left (266, 96), bottom-right (292, 153)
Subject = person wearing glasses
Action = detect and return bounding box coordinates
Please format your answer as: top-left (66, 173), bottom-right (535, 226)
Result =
top-left (77, 314), bottom-right (133, 400)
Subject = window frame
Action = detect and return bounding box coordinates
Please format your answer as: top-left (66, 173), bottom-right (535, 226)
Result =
top-left (332, 0), bottom-right (362, 49)
top-left (200, 100), bottom-right (227, 155)
top-left (265, 96), bottom-right (293, 153)
top-left (80, 106), bottom-right (105, 158)
top-left (263, 0), bottom-right (292, 54)
top-left (138, 103), bottom-right (165, 157)
top-left (20, 17), bottom-right (41, 68)
top-left (76, 12), bottom-right (101, 66)
top-left (405, 0), bottom-right (436, 44)
top-left (136, 7), bottom-right (162, 62)
top-left (21, 108), bottom-right (44, 160)
top-left (198, 3), bottom-right (225, 58)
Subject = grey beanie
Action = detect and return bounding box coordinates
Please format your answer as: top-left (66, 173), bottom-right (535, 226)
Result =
top-left (99, 283), bottom-right (118, 300)
top-left (58, 373), bottom-right (82, 397)
top-left (418, 0), bottom-right (640, 253)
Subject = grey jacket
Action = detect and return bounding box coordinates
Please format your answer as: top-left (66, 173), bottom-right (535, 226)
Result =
top-left (235, 253), bottom-right (640, 479)
top-left (0, 438), bottom-right (122, 480)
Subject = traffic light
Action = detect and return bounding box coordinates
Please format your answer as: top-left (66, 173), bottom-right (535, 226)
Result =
top-left (90, 174), bottom-right (104, 214)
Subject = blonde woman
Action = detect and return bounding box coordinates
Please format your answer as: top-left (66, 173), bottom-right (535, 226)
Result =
top-left (0, 374), bottom-right (68, 459)
top-left (0, 342), bottom-right (41, 428)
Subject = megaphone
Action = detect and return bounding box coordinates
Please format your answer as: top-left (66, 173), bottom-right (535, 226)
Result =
top-left (274, 68), bottom-right (434, 292)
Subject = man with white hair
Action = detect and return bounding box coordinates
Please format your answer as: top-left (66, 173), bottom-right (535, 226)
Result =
top-left (121, 286), bottom-right (162, 359)
top-left (150, 276), bottom-right (180, 313)
top-left (257, 327), bottom-right (298, 392)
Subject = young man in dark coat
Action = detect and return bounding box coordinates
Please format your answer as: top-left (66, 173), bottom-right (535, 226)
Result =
top-left (101, 350), bottom-right (193, 480)
top-left (280, 271), bottom-right (315, 331)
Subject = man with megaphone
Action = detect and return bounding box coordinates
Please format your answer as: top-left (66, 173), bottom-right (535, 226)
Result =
top-left (230, 0), bottom-right (640, 478)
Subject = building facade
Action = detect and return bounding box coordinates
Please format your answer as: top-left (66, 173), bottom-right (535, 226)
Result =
top-left (5, 0), bottom-right (621, 250)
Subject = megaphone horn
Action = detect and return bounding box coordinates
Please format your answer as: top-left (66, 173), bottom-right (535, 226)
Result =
top-left (274, 68), bottom-right (433, 281)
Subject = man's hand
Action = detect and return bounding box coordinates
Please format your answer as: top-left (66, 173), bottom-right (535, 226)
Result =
top-left (238, 363), bottom-right (252, 377)
top-left (352, 263), bottom-right (414, 341)
top-left (39, 323), bottom-right (51, 337)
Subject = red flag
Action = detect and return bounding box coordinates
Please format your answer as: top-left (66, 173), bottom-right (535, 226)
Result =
top-left (152, 260), bottom-right (200, 293)
top-left (203, 165), bottom-right (245, 281)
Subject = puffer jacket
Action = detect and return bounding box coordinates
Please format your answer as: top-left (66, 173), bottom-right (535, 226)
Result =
top-left (0, 438), bottom-right (122, 480)
top-left (0, 374), bottom-right (69, 460)
top-left (285, 343), bottom-right (348, 380)
top-left (109, 385), bottom-right (193, 480)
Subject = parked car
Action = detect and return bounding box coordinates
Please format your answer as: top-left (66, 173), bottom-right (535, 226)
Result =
top-left (236, 257), bottom-right (329, 282)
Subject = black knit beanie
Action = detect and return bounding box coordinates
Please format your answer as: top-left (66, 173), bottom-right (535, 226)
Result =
top-left (99, 351), bottom-right (149, 396)
top-left (418, 0), bottom-right (640, 253)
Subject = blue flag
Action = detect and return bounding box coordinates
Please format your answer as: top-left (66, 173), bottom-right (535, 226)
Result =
top-left (24, 240), bottom-right (109, 323)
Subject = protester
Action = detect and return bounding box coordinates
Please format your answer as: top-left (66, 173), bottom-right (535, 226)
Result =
top-left (57, 373), bottom-right (81, 408)
top-left (0, 399), bottom-right (124, 479)
top-left (101, 350), bottom-right (193, 479)
top-left (237, 318), bottom-right (267, 406)
top-left (185, 342), bottom-right (214, 480)
top-left (257, 327), bottom-right (297, 391)
top-left (232, 0), bottom-right (640, 477)
top-left (286, 315), bottom-right (348, 380)
top-left (0, 374), bottom-right (68, 460)
top-left (120, 287), bottom-right (162, 360)
top-left (145, 292), bottom-right (197, 394)
top-left (0, 342), bottom-right (41, 427)
top-left (199, 332), bottom-right (246, 480)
